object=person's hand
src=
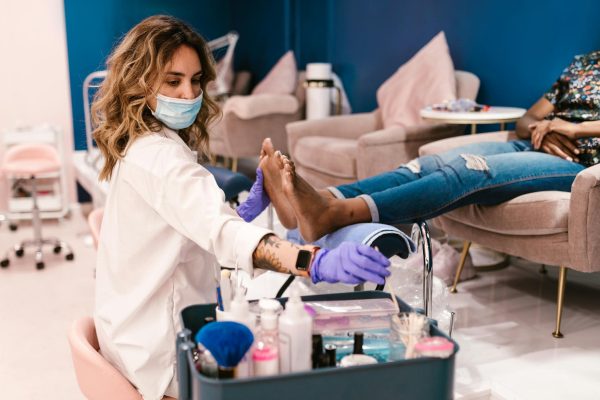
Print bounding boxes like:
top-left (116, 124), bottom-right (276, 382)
top-left (236, 168), bottom-right (270, 222)
top-left (529, 120), bottom-right (552, 150)
top-left (539, 132), bottom-right (579, 162)
top-left (549, 117), bottom-right (578, 140)
top-left (310, 242), bottom-right (391, 285)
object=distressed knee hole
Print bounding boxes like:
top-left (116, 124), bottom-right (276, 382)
top-left (460, 154), bottom-right (489, 172)
top-left (405, 158), bottom-right (421, 174)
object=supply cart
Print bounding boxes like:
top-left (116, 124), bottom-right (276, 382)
top-left (176, 291), bottom-right (458, 400)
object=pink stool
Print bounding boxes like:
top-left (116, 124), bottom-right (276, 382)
top-left (0, 143), bottom-right (74, 270)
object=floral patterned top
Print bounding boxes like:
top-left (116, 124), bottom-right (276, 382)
top-left (545, 50), bottom-right (600, 166)
top-left (545, 50), bottom-right (600, 122)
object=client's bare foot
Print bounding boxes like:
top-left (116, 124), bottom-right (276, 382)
top-left (280, 159), bottom-right (343, 242)
top-left (259, 138), bottom-right (298, 229)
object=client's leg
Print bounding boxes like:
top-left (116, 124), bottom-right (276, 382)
top-left (282, 150), bottom-right (583, 240)
top-left (276, 139), bottom-right (534, 241)
top-left (281, 160), bottom-right (371, 242)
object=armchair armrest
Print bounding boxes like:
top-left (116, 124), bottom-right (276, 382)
top-left (568, 164), bottom-right (600, 272)
top-left (286, 112), bottom-right (379, 159)
top-left (223, 94), bottom-right (299, 120)
top-left (355, 123), bottom-right (465, 179)
top-left (418, 130), bottom-right (516, 156)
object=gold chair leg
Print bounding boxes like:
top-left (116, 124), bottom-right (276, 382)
top-left (209, 153), bottom-right (217, 166)
top-left (552, 266), bottom-right (567, 338)
top-left (231, 157), bottom-right (238, 173)
top-left (451, 240), bottom-right (471, 293)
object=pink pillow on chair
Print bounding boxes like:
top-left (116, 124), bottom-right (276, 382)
top-left (252, 51), bottom-right (297, 95)
top-left (377, 32), bottom-right (456, 128)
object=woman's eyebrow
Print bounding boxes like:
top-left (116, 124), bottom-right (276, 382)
top-left (165, 70), bottom-right (203, 77)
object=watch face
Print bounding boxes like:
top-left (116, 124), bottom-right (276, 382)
top-left (296, 249), bottom-right (312, 271)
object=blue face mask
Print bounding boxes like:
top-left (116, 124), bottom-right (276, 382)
top-left (151, 91), bottom-right (203, 130)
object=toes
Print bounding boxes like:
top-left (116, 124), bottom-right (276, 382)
top-left (261, 138), bottom-right (274, 156)
top-left (274, 151), bottom-right (285, 169)
top-left (282, 158), bottom-right (296, 177)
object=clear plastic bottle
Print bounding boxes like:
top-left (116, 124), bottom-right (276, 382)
top-left (252, 299), bottom-right (280, 376)
top-left (220, 292), bottom-right (255, 377)
top-left (279, 289), bottom-right (313, 373)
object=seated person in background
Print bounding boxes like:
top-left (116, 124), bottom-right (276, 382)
top-left (261, 50), bottom-right (600, 242)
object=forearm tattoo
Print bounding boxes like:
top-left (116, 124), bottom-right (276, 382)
top-left (253, 234), bottom-right (300, 275)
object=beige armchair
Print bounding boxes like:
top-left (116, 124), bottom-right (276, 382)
top-left (286, 71), bottom-right (480, 188)
top-left (419, 131), bottom-right (600, 338)
top-left (210, 72), bottom-right (306, 171)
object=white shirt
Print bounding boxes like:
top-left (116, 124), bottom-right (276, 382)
top-left (94, 127), bottom-right (271, 400)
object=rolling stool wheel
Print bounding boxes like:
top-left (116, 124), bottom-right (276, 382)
top-left (36, 262), bottom-right (45, 270)
top-left (9, 224), bottom-right (18, 232)
top-left (53, 245), bottom-right (62, 254)
top-left (1, 259), bottom-right (9, 268)
top-left (65, 253), bottom-right (75, 261)
top-left (15, 248), bottom-right (25, 257)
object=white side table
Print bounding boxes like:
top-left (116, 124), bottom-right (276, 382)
top-left (420, 106), bottom-right (526, 134)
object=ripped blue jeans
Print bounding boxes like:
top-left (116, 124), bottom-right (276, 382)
top-left (329, 140), bottom-right (585, 224)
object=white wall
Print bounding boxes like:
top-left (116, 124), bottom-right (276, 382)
top-left (0, 0), bottom-right (76, 207)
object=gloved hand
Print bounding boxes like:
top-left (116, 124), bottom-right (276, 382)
top-left (237, 168), bottom-right (270, 222)
top-left (310, 242), bottom-right (391, 285)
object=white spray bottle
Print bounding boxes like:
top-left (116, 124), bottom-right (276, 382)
top-left (278, 288), bottom-right (313, 373)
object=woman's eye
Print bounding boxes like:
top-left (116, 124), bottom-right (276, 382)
top-left (192, 79), bottom-right (201, 85)
top-left (167, 81), bottom-right (179, 86)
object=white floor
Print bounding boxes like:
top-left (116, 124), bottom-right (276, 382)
top-left (1, 206), bottom-right (600, 399)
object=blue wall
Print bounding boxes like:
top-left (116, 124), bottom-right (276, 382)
top-left (64, 0), bottom-right (600, 150)
top-left (325, 0), bottom-right (600, 112)
top-left (233, 0), bottom-right (600, 112)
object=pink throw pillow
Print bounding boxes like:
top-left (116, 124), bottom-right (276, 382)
top-left (377, 32), bottom-right (456, 128)
top-left (252, 51), bottom-right (297, 95)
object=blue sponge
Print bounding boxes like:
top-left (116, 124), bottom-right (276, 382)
top-left (195, 321), bottom-right (254, 368)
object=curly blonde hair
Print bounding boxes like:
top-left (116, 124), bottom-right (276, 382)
top-left (92, 15), bottom-right (221, 181)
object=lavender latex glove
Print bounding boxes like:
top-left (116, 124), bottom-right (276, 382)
top-left (310, 242), bottom-right (391, 285)
top-left (236, 168), bottom-right (270, 222)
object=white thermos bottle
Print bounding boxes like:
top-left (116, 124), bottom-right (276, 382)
top-left (305, 63), bottom-right (336, 120)
top-left (278, 289), bottom-right (313, 373)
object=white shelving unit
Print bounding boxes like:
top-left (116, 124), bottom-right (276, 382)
top-left (1, 125), bottom-right (70, 220)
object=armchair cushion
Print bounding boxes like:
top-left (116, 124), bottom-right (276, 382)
top-left (377, 31), bottom-right (456, 129)
top-left (293, 137), bottom-right (358, 179)
top-left (252, 51), bottom-right (297, 95)
top-left (223, 94), bottom-right (299, 120)
top-left (441, 191), bottom-right (570, 236)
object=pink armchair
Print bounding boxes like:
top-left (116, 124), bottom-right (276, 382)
top-left (286, 71), bottom-right (480, 188)
top-left (209, 72), bottom-right (306, 171)
top-left (419, 131), bottom-right (600, 338)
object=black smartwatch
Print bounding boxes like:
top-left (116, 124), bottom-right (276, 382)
top-left (295, 249), bottom-right (312, 272)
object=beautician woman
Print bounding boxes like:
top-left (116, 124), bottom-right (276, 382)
top-left (91, 15), bottom-right (390, 400)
